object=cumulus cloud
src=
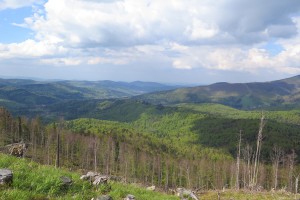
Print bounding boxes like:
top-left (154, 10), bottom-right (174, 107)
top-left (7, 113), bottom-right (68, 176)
top-left (1, 0), bottom-right (300, 81)
top-left (24, 0), bottom-right (300, 47)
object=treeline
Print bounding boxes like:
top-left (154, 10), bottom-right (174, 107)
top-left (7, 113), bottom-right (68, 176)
top-left (0, 107), bottom-right (300, 193)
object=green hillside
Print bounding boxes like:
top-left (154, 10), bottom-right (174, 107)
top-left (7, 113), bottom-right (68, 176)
top-left (37, 98), bottom-right (300, 161)
top-left (136, 75), bottom-right (300, 109)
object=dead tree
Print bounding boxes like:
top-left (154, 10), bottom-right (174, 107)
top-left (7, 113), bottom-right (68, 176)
top-left (251, 113), bottom-right (265, 188)
top-left (236, 130), bottom-right (242, 190)
top-left (287, 150), bottom-right (296, 192)
top-left (271, 145), bottom-right (284, 190)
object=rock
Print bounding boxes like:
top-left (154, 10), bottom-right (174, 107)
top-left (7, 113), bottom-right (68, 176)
top-left (93, 175), bottom-right (109, 186)
top-left (80, 171), bottom-right (100, 183)
top-left (146, 185), bottom-right (155, 191)
top-left (60, 176), bottom-right (72, 186)
top-left (92, 195), bottom-right (113, 200)
top-left (87, 171), bottom-right (97, 177)
top-left (124, 194), bottom-right (135, 200)
top-left (81, 171), bottom-right (101, 182)
top-left (80, 174), bottom-right (90, 180)
top-left (176, 188), bottom-right (199, 200)
top-left (0, 169), bottom-right (13, 185)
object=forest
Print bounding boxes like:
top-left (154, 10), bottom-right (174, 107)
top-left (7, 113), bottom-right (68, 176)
top-left (1, 101), bottom-right (300, 195)
top-left (1, 77), bottom-right (300, 199)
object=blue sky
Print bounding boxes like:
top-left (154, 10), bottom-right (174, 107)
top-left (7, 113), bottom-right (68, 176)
top-left (1, 0), bottom-right (300, 84)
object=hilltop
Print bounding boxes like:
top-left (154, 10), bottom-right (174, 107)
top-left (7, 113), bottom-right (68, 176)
top-left (136, 75), bottom-right (300, 109)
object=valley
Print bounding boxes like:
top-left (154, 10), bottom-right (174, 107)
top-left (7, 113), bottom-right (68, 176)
top-left (0, 77), bottom-right (300, 199)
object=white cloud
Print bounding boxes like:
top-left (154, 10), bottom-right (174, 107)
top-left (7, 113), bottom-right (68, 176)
top-left (1, 0), bottom-right (300, 81)
top-left (0, 39), bottom-right (67, 58)
top-left (0, 0), bottom-right (44, 10)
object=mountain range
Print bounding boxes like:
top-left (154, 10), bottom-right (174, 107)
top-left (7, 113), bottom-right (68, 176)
top-left (136, 75), bottom-right (300, 109)
top-left (0, 78), bottom-right (179, 110)
top-left (0, 75), bottom-right (300, 118)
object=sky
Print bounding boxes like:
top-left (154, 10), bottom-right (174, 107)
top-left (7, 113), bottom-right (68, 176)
top-left (1, 0), bottom-right (300, 84)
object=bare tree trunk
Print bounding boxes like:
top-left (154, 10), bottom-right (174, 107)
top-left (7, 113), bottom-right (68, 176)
top-left (236, 130), bottom-right (242, 190)
top-left (295, 175), bottom-right (299, 195)
top-left (55, 123), bottom-right (60, 168)
top-left (271, 145), bottom-right (284, 190)
top-left (288, 150), bottom-right (296, 192)
top-left (251, 113), bottom-right (265, 188)
top-left (94, 138), bottom-right (98, 172)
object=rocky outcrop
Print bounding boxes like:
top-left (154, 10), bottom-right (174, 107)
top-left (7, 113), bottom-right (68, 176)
top-left (0, 169), bottom-right (13, 185)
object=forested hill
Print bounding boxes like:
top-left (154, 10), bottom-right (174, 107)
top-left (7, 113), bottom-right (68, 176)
top-left (136, 75), bottom-right (300, 109)
top-left (0, 78), bottom-right (179, 110)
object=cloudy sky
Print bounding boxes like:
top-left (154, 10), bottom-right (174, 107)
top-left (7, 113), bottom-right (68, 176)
top-left (1, 0), bottom-right (300, 84)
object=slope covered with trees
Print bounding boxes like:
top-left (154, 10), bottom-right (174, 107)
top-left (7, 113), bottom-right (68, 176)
top-left (136, 75), bottom-right (300, 109)
top-left (0, 78), bottom-right (179, 113)
top-left (1, 103), bottom-right (300, 193)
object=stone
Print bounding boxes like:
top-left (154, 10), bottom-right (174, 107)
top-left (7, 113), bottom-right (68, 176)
top-left (176, 188), bottom-right (199, 200)
top-left (0, 169), bottom-right (13, 185)
top-left (146, 185), bottom-right (155, 191)
top-left (80, 174), bottom-right (90, 180)
top-left (81, 171), bottom-right (101, 182)
top-left (93, 175), bottom-right (109, 186)
top-left (60, 176), bottom-right (72, 186)
top-left (87, 171), bottom-right (97, 177)
top-left (124, 194), bottom-right (135, 200)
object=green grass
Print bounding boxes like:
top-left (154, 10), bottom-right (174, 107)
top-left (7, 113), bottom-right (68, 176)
top-left (0, 154), bottom-right (178, 200)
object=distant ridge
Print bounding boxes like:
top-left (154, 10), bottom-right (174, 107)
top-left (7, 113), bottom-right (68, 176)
top-left (0, 78), bottom-right (180, 111)
top-left (136, 74), bottom-right (300, 109)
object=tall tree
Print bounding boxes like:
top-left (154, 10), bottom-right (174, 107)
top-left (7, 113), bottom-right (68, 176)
top-left (236, 130), bottom-right (242, 190)
top-left (251, 113), bottom-right (265, 188)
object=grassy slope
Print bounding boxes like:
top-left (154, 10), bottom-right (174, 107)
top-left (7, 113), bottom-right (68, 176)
top-left (0, 154), bottom-right (178, 200)
top-left (0, 154), bottom-right (297, 200)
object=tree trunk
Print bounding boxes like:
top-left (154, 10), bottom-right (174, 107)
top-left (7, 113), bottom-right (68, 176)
top-left (251, 113), bottom-right (265, 188)
top-left (236, 130), bottom-right (242, 190)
